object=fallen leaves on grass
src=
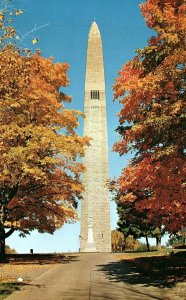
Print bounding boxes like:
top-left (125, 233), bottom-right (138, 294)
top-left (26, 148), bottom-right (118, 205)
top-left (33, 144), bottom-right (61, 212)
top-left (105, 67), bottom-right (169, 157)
top-left (0, 263), bottom-right (53, 283)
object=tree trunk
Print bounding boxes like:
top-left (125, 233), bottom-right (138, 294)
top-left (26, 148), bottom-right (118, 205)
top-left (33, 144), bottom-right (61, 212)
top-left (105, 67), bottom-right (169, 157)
top-left (0, 236), bottom-right (5, 255)
top-left (145, 235), bottom-right (150, 251)
top-left (156, 236), bottom-right (161, 249)
top-left (0, 227), bottom-right (6, 261)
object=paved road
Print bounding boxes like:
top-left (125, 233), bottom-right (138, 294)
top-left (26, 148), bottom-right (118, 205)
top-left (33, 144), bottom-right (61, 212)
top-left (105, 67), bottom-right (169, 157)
top-left (6, 253), bottom-right (171, 300)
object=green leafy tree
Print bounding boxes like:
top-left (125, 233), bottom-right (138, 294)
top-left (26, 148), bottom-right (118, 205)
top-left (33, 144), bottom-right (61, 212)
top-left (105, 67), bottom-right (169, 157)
top-left (117, 200), bottom-right (164, 251)
top-left (167, 228), bottom-right (186, 247)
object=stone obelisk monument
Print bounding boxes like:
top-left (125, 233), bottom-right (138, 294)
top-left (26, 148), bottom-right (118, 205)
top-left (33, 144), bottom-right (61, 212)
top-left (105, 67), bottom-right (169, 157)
top-left (80, 22), bottom-right (111, 252)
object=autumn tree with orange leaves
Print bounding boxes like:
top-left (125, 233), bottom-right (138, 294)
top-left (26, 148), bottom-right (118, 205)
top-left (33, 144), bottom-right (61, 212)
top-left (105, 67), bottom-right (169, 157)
top-left (0, 2), bottom-right (89, 257)
top-left (113, 0), bottom-right (186, 233)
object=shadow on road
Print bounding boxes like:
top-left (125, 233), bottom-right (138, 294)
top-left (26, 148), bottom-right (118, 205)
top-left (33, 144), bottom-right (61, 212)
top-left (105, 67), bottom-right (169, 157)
top-left (96, 259), bottom-right (177, 289)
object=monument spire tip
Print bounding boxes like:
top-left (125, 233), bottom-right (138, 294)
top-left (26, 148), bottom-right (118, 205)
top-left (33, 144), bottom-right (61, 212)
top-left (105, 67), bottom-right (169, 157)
top-left (89, 20), bottom-right (100, 36)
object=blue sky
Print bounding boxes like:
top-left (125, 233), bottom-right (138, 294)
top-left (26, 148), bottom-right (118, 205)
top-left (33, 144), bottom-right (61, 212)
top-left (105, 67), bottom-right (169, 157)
top-left (5, 0), bottom-right (165, 253)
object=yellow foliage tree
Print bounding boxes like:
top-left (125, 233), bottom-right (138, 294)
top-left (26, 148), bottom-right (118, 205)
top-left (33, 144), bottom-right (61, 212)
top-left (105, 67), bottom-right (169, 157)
top-left (111, 230), bottom-right (125, 252)
top-left (0, 4), bottom-right (89, 257)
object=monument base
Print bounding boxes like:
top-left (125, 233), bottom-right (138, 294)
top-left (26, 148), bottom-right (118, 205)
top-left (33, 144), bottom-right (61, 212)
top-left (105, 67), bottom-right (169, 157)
top-left (84, 242), bottom-right (97, 252)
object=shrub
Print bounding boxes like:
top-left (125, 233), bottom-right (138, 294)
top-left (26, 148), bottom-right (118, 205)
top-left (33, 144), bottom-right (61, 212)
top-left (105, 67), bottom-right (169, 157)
top-left (135, 243), bottom-right (148, 252)
top-left (5, 245), bottom-right (17, 254)
top-left (125, 236), bottom-right (140, 251)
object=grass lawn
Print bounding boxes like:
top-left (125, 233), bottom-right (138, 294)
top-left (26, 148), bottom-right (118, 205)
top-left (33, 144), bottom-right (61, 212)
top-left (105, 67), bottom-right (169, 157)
top-left (0, 282), bottom-right (24, 300)
top-left (117, 248), bottom-right (185, 259)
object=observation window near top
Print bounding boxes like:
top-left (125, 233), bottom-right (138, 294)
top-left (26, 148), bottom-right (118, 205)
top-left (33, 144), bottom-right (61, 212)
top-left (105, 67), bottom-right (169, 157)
top-left (91, 90), bottom-right (100, 99)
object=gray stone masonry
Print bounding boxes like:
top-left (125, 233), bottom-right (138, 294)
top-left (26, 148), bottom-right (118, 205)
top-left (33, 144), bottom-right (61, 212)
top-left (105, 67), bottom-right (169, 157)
top-left (80, 22), bottom-right (111, 252)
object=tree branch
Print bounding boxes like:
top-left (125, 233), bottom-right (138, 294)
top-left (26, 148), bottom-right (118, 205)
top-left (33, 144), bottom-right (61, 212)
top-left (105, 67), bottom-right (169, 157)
top-left (5, 227), bottom-right (15, 238)
top-left (17, 22), bottom-right (50, 41)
